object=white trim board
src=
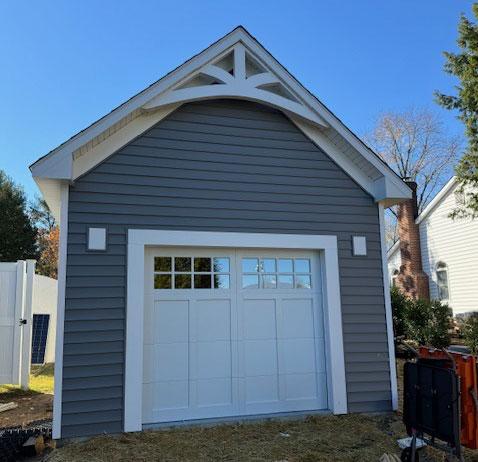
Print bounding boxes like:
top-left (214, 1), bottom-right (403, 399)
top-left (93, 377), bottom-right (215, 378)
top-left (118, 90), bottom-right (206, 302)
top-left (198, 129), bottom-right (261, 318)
top-left (124, 229), bottom-right (347, 432)
top-left (379, 203), bottom-right (398, 410)
top-left (52, 182), bottom-right (69, 439)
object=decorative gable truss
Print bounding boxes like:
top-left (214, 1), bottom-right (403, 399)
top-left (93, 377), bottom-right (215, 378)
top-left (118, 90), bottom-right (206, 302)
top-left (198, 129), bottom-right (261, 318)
top-left (142, 43), bottom-right (328, 128)
top-left (30, 27), bottom-right (411, 218)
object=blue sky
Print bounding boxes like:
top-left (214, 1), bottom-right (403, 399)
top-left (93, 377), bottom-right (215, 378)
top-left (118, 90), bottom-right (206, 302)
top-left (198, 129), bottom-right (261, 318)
top-left (0, 1), bottom-right (474, 200)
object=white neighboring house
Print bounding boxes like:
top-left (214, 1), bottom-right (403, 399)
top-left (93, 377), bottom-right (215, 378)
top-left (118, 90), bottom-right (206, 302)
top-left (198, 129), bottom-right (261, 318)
top-left (388, 177), bottom-right (478, 315)
top-left (32, 274), bottom-right (58, 364)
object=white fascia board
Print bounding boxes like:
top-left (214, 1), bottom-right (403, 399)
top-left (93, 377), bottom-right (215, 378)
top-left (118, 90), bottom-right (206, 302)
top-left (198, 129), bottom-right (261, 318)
top-left (416, 176), bottom-right (457, 225)
top-left (73, 104), bottom-right (180, 180)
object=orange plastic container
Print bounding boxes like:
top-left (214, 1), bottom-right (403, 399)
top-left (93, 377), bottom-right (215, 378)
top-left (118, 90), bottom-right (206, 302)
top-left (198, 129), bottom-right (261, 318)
top-left (418, 347), bottom-right (478, 449)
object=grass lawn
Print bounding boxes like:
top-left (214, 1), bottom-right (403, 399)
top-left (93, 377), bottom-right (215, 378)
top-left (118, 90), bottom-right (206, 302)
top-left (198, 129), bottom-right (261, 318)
top-left (0, 363), bottom-right (54, 397)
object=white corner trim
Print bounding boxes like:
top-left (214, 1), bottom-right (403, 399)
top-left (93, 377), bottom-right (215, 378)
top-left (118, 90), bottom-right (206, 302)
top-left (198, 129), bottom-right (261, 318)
top-left (124, 230), bottom-right (347, 432)
top-left (52, 183), bottom-right (69, 439)
top-left (379, 203), bottom-right (398, 410)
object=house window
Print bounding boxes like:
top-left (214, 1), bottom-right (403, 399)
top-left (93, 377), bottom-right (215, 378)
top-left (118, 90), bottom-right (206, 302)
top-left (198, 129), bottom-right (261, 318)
top-left (436, 261), bottom-right (449, 301)
top-left (241, 257), bottom-right (312, 289)
top-left (391, 269), bottom-right (399, 287)
top-left (154, 256), bottom-right (230, 289)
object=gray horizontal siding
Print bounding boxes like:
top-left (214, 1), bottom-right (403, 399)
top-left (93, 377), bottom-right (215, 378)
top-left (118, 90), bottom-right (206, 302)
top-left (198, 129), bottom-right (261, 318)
top-left (63, 99), bottom-right (391, 437)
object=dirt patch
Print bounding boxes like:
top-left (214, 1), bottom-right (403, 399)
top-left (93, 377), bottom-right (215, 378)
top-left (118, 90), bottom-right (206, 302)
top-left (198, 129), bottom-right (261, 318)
top-left (46, 414), bottom-right (407, 462)
top-left (0, 392), bottom-right (52, 429)
top-left (44, 359), bottom-right (478, 462)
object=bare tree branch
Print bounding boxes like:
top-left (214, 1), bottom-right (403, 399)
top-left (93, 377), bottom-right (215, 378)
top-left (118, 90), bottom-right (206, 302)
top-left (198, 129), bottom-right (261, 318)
top-left (366, 108), bottom-right (461, 214)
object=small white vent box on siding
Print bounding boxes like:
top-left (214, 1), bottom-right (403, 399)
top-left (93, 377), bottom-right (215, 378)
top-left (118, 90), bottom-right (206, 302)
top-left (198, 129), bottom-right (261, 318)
top-left (352, 236), bottom-right (367, 256)
top-left (88, 228), bottom-right (106, 251)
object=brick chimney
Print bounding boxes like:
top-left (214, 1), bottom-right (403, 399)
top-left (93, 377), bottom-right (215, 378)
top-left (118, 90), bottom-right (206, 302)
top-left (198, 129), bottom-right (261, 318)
top-left (396, 181), bottom-right (430, 300)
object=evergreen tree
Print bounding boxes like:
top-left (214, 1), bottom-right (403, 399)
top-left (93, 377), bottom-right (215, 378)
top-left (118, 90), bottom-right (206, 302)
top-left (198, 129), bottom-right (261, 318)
top-left (0, 170), bottom-right (38, 261)
top-left (436, 3), bottom-right (478, 217)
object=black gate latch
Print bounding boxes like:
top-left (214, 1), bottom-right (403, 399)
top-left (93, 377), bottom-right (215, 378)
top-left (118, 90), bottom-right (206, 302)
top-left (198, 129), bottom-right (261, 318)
top-left (19, 319), bottom-right (27, 325)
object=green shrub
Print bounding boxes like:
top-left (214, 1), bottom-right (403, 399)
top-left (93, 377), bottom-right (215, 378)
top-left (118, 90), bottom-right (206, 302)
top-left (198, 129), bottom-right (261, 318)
top-left (424, 300), bottom-right (453, 349)
top-left (390, 288), bottom-right (452, 349)
top-left (463, 314), bottom-right (478, 354)
top-left (390, 286), bottom-right (409, 338)
top-left (402, 298), bottom-right (432, 346)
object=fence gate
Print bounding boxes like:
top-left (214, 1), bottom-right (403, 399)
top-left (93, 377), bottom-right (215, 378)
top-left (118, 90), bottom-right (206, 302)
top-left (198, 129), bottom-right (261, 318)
top-left (0, 260), bottom-right (35, 389)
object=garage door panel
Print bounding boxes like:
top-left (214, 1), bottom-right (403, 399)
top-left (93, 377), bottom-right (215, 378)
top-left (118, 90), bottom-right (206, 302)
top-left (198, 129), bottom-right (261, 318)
top-left (242, 298), bottom-right (276, 340)
top-left (196, 299), bottom-right (231, 341)
top-left (143, 380), bottom-right (190, 419)
top-left (197, 378), bottom-right (232, 407)
top-left (153, 343), bottom-right (189, 382)
top-left (282, 338), bottom-right (317, 374)
top-left (152, 300), bottom-right (189, 344)
top-left (245, 375), bottom-right (279, 404)
top-left (281, 299), bottom-right (315, 339)
top-left (284, 373), bottom-right (317, 400)
top-left (196, 341), bottom-right (231, 379)
top-left (244, 339), bottom-right (278, 377)
top-left (143, 248), bottom-right (327, 424)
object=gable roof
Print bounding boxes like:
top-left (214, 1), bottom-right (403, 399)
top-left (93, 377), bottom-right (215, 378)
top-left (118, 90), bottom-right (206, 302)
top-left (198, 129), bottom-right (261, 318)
top-left (30, 26), bottom-right (411, 217)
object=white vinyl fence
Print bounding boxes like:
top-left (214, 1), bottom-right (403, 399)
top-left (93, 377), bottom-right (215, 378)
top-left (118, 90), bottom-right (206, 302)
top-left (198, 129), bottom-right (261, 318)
top-left (0, 260), bottom-right (35, 389)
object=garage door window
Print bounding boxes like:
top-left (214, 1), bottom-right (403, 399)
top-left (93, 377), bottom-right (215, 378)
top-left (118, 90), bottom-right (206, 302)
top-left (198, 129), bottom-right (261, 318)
top-left (154, 256), bottom-right (230, 289)
top-left (241, 258), bottom-right (312, 289)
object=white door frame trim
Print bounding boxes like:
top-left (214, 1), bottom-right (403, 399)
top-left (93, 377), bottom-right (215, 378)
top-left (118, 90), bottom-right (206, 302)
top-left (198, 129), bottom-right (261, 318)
top-left (125, 229), bottom-right (347, 432)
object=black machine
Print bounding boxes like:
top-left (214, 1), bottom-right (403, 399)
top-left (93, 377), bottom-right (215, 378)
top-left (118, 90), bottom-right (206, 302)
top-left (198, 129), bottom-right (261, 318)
top-left (402, 357), bottom-right (462, 461)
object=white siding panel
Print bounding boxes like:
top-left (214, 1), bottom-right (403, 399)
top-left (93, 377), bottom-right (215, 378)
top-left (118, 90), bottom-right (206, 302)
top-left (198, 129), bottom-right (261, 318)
top-left (387, 246), bottom-right (401, 285)
top-left (419, 184), bottom-right (478, 314)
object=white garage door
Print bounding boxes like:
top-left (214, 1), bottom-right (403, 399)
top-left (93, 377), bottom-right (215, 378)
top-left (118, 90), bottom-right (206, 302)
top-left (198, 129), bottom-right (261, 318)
top-left (142, 247), bottom-right (327, 424)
